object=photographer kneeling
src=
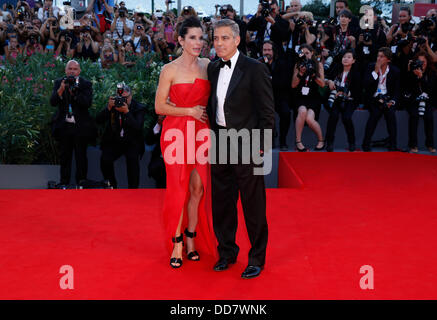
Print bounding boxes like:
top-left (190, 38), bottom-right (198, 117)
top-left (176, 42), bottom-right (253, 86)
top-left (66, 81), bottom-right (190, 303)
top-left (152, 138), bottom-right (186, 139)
top-left (96, 83), bottom-right (146, 189)
top-left (325, 49), bottom-right (361, 152)
top-left (405, 53), bottom-right (436, 153)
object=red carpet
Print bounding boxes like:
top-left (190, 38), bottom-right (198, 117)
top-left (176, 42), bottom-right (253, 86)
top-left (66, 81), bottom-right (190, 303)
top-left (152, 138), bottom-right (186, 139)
top-left (0, 152), bottom-right (436, 299)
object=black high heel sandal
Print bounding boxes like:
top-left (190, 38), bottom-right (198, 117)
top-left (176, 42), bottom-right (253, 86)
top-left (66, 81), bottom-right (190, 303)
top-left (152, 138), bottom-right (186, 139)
top-left (170, 234), bottom-right (184, 268)
top-left (295, 141), bottom-right (307, 152)
top-left (184, 228), bottom-right (200, 261)
top-left (314, 140), bottom-right (325, 151)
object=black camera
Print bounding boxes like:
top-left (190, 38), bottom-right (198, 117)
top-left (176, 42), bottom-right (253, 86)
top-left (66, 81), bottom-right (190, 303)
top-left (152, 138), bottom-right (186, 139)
top-left (401, 22), bottom-right (414, 34)
top-left (29, 35), bottom-right (37, 45)
top-left (298, 56), bottom-right (316, 78)
top-left (203, 17), bottom-right (211, 23)
top-left (410, 59), bottom-right (424, 71)
top-left (182, 6), bottom-right (193, 14)
top-left (295, 18), bottom-right (306, 29)
top-left (416, 17), bottom-right (435, 36)
top-left (415, 36), bottom-right (427, 46)
top-left (114, 83), bottom-right (127, 108)
top-left (416, 93), bottom-right (429, 116)
top-left (119, 9), bottom-right (127, 18)
top-left (376, 94), bottom-right (392, 109)
top-left (362, 30), bottom-right (372, 42)
top-left (327, 83), bottom-right (352, 108)
top-left (259, 0), bottom-right (271, 18)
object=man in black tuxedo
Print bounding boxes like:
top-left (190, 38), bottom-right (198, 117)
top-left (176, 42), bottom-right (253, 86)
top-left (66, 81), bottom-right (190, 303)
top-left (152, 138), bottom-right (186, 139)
top-left (96, 84), bottom-right (146, 189)
top-left (207, 19), bottom-right (275, 279)
top-left (50, 60), bottom-right (97, 185)
top-left (362, 47), bottom-right (401, 151)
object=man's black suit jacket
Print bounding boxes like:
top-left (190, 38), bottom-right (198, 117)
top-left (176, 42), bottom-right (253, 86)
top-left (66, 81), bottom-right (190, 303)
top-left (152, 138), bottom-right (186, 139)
top-left (96, 99), bottom-right (146, 157)
top-left (207, 53), bottom-right (275, 151)
top-left (363, 63), bottom-right (401, 107)
top-left (50, 76), bottom-right (97, 140)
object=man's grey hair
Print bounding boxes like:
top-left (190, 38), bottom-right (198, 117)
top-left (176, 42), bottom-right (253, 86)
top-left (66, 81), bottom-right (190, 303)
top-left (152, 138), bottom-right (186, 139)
top-left (213, 19), bottom-right (240, 38)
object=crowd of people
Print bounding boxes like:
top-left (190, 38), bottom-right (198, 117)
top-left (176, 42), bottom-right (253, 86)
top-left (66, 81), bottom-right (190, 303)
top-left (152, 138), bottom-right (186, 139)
top-left (2, 0), bottom-right (437, 188)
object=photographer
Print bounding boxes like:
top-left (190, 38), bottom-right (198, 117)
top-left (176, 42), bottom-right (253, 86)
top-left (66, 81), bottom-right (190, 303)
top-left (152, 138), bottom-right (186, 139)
top-left (50, 60), bottom-right (97, 186)
top-left (362, 47), bottom-right (400, 152)
top-left (96, 83), bottom-right (146, 189)
top-left (75, 26), bottom-right (99, 61)
top-left (153, 31), bottom-right (175, 62)
top-left (325, 49), bottom-right (362, 152)
top-left (37, 0), bottom-right (59, 23)
top-left (334, 0), bottom-right (359, 33)
top-left (111, 5), bottom-right (133, 42)
top-left (386, 6), bottom-right (415, 51)
top-left (356, 15), bottom-right (387, 72)
top-left (259, 40), bottom-right (294, 150)
top-left (285, 11), bottom-right (316, 59)
top-left (24, 31), bottom-right (43, 56)
top-left (55, 30), bottom-right (75, 59)
top-left (100, 44), bottom-right (118, 68)
top-left (4, 36), bottom-right (22, 63)
top-left (291, 44), bottom-right (325, 152)
top-left (247, 0), bottom-right (289, 57)
top-left (405, 52), bottom-right (436, 153)
top-left (218, 4), bottom-right (247, 55)
top-left (86, 0), bottom-right (114, 33)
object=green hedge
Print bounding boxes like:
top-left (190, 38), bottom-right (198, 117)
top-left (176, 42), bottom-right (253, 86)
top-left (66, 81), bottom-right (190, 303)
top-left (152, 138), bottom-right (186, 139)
top-left (0, 53), bottom-right (163, 164)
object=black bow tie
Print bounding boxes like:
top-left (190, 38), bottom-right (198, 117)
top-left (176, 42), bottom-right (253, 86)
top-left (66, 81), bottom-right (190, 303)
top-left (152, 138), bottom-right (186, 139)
top-left (219, 59), bottom-right (232, 69)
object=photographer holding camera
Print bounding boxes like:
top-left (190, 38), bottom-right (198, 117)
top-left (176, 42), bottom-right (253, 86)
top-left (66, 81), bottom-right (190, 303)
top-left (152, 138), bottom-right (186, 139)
top-left (96, 83), bottom-right (146, 189)
top-left (291, 44), bottom-right (325, 152)
top-left (405, 52), bottom-right (436, 153)
top-left (55, 30), bottom-right (75, 58)
top-left (75, 26), bottom-right (99, 61)
top-left (50, 60), bottom-right (97, 186)
top-left (386, 6), bottom-right (415, 52)
top-left (247, 0), bottom-right (289, 58)
top-left (37, 0), bottom-right (59, 23)
top-left (325, 49), bottom-right (361, 152)
top-left (86, 0), bottom-right (114, 33)
top-left (111, 5), bottom-right (133, 42)
top-left (362, 47), bottom-right (400, 152)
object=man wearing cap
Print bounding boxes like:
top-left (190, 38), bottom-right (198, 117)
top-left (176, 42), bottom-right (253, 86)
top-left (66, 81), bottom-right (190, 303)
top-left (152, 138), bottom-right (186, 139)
top-left (96, 84), bottom-right (146, 189)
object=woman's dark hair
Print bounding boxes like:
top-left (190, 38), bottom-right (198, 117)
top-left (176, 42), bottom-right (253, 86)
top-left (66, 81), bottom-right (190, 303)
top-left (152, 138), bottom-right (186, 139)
top-left (179, 16), bottom-right (202, 39)
top-left (400, 6), bottom-right (411, 16)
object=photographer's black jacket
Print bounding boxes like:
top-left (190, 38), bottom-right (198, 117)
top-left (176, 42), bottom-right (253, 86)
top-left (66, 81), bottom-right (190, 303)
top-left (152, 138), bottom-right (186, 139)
top-left (363, 63), bottom-right (401, 106)
top-left (405, 69), bottom-right (437, 106)
top-left (326, 66), bottom-right (362, 107)
top-left (96, 99), bottom-right (146, 156)
top-left (247, 14), bottom-right (289, 53)
top-left (50, 76), bottom-right (97, 139)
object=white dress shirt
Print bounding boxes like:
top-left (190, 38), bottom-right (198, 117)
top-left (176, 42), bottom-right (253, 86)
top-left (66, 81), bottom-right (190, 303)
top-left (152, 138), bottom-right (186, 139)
top-left (216, 50), bottom-right (240, 127)
top-left (372, 65), bottom-right (389, 97)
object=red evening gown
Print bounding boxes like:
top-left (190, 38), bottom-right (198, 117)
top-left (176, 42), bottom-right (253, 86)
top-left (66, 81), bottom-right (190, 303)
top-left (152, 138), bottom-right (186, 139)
top-left (160, 78), bottom-right (217, 259)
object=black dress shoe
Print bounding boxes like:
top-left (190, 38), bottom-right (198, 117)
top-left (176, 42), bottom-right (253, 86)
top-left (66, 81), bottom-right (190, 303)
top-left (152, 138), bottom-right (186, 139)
top-left (362, 145), bottom-right (371, 152)
top-left (213, 257), bottom-right (237, 271)
top-left (326, 143), bottom-right (334, 152)
top-left (348, 144), bottom-right (356, 152)
top-left (241, 265), bottom-right (263, 279)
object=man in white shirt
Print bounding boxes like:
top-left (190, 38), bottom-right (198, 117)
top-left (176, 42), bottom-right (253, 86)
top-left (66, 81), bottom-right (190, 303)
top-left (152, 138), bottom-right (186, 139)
top-left (207, 19), bottom-right (275, 280)
top-left (111, 6), bottom-right (133, 42)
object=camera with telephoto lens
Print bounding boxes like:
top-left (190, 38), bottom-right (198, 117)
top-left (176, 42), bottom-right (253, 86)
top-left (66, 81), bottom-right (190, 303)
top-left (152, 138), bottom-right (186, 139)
top-left (220, 5), bottom-right (229, 17)
top-left (376, 94), bottom-right (392, 109)
top-left (114, 83), bottom-right (127, 108)
top-left (327, 82), bottom-right (352, 108)
top-left (416, 17), bottom-right (435, 37)
top-left (416, 92), bottom-right (429, 116)
top-left (17, 7), bottom-right (25, 21)
top-left (295, 18), bottom-right (306, 29)
top-left (410, 59), bottom-right (424, 71)
top-left (297, 56), bottom-right (316, 78)
top-left (259, 0), bottom-right (271, 18)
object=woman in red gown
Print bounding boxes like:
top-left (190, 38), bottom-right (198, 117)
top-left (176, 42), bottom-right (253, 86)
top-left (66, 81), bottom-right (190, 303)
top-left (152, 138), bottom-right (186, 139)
top-left (155, 17), bottom-right (217, 268)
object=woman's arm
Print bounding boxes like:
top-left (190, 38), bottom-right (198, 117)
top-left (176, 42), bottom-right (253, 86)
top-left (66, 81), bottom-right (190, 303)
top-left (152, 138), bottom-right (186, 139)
top-left (315, 62), bottom-right (325, 88)
top-left (155, 64), bottom-right (207, 122)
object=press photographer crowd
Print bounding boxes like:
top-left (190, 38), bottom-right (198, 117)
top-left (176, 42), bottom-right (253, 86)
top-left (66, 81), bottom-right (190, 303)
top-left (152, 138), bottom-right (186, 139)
top-left (1, 0), bottom-right (437, 188)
